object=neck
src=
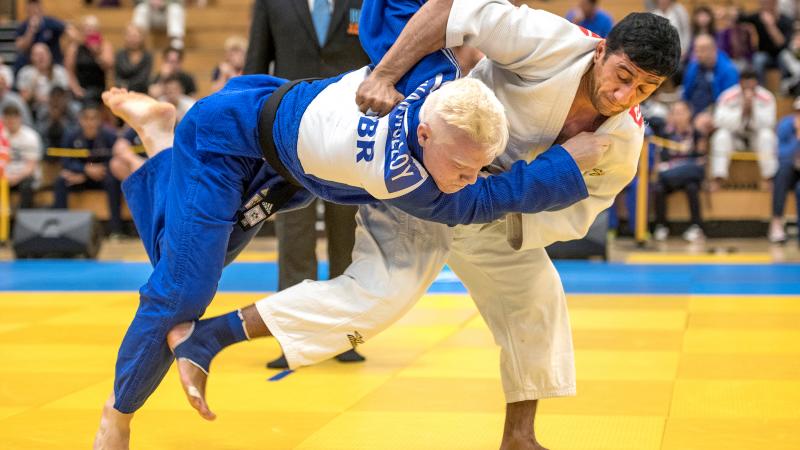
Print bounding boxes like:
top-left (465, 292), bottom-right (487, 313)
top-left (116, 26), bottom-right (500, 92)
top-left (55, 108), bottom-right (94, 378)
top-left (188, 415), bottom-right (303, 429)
top-left (567, 68), bottom-right (603, 123)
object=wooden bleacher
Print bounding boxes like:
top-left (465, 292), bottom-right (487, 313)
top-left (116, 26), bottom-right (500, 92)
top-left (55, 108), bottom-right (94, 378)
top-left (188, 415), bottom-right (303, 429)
top-left (4, 0), bottom-right (796, 227)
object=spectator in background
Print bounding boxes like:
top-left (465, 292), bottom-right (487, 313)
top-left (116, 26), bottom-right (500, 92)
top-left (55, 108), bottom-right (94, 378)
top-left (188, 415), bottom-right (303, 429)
top-left (711, 69), bottom-right (778, 190)
top-left (715, 4), bottom-right (757, 70)
top-left (210, 36), bottom-right (247, 92)
top-left (687, 5), bottom-right (715, 59)
top-left (769, 96), bottom-right (800, 243)
top-left (14, 0), bottom-right (66, 73)
top-left (565, 0), bottom-right (614, 38)
top-left (65, 15), bottom-right (114, 102)
top-left (780, 21), bottom-right (800, 95)
top-left (149, 46), bottom-right (196, 98)
top-left (652, 101), bottom-right (707, 243)
top-left (16, 43), bottom-right (70, 114)
top-left (0, 69), bottom-right (33, 126)
top-left (682, 33), bottom-right (740, 116)
top-left (692, 5), bottom-right (716, 36)
top-left (52, 102), bottom-right (123, 236)
top-left (35, 86), bottom-right (78, 150)
top-left (115, 24), bottom-right (153, 93)
top-left (0, 56), bottom-right (14, 88)
top-left (2, 104), bottom-right (42, 208)
top-left (651, 0), bottom-right (692, 59)
top-left (739, 0), bottom-right (793, 84)
top-left (133, 0), bottom-right (186, 50)
top-left (244, 0), bottom-right (372, 367)
top-left (159, 75), bottom-right (194, 122)
top-left (110, 127), bottom-right (146, 182)
top-left (778, 0), bottom-right (797, 20)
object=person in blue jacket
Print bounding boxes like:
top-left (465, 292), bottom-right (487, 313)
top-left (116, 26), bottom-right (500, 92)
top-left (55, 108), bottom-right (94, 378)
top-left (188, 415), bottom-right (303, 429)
top-left (93, 42), bottom-right (607, 447)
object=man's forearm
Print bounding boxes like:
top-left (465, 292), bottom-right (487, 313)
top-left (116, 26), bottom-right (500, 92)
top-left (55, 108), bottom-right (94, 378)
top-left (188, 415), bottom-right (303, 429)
top-left (766, 22), bottom-right (786, 47)
top-left (372, 0), bottom-right (454, 83)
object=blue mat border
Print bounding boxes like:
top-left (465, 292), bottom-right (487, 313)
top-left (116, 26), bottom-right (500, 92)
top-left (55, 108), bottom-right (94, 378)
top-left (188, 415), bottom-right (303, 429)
top-left (1, 260), bottom-right (799, 295)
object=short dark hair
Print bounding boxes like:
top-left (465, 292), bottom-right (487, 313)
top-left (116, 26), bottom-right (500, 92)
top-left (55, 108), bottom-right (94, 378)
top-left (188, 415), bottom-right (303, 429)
top-left (739, 67), bottom-right (758, 81)
top-left (163, 46), bottom-right (184, 60)
top-left (2, 104), bottom-right (20, 117)
top-left (80, 101), bottom-right (102, 114)
top-left (606, 13), bottom-right (681, 78)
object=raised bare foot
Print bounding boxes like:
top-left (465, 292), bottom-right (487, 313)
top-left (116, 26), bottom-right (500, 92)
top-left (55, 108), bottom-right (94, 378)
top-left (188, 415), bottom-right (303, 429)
top-left (167, 322), bottom-right (217, 421)
top-left (102, 88), bottom-right (177, 158)
top-left (93, 393), bottom-right (132, 450)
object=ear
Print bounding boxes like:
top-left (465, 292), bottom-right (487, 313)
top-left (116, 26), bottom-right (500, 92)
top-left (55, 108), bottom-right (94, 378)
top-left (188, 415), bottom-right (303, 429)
top-left (594, 39), bottom-right (606, 64)
top-left (417, 122), bottom-right (432, 148)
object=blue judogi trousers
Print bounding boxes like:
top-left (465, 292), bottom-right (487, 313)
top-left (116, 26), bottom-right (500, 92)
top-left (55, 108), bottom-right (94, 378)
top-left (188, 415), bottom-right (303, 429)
top-left (113, 82), bottom-right (313, 413)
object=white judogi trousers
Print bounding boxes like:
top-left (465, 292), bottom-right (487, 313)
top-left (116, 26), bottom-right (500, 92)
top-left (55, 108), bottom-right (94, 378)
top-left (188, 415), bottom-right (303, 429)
top-left (256, 202), bottom-right (576, 402)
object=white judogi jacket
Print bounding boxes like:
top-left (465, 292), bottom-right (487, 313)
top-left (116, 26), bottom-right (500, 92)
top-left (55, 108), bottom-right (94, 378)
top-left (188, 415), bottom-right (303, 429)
top-left (713, 84), bottom-right (777, 133)
top-left (447, 0), bottom-right (646, 249)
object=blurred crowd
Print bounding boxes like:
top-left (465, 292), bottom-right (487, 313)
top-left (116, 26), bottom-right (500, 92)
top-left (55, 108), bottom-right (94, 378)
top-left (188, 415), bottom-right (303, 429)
top-left (1, 0), bottom-right (799, 247)
top-left (1, 0), bottom-right (246, 237)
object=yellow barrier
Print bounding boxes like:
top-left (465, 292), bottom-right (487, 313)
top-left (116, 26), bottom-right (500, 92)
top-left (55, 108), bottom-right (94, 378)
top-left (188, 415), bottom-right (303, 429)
top-left (0, 176), bottom-right (9, 244)
top-left (634, 138), bottom-right (649, 245)
top-left (46, 146), bottom-right (146, 158)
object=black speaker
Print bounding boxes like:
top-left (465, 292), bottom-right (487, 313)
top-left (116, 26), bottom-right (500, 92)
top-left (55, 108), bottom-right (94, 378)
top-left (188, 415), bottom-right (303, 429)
top-left (12, 209), bottom-right (102, 258)
top-left (546, 210), bottom-right (609, 260)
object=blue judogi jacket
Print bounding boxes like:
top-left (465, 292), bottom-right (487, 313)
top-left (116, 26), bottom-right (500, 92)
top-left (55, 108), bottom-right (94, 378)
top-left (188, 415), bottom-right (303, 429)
top-left (190, 42), bottom-right (586, 226)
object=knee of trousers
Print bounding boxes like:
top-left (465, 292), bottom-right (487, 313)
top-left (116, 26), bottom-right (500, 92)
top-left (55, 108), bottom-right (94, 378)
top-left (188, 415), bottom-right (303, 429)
top-left (139, 283), bottom-right (215, 327)
top-left (711, 129), bottom-right (734, 154)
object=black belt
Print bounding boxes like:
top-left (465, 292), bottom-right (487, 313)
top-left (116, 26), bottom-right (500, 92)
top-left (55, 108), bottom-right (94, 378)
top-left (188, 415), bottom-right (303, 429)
top-left (237, 78), bottom-right (320, 232)
top-left (257, 77), bottom-right (320, 187)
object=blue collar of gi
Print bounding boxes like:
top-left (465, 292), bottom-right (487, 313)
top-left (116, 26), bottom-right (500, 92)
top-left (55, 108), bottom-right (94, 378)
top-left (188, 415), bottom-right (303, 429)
top-left (383, 74), bottom-right (444, 194)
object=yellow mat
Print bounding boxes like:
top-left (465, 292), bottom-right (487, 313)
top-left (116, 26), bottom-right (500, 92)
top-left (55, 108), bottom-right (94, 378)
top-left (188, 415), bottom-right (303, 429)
top-left (1, 292), bottom-right (799, 449)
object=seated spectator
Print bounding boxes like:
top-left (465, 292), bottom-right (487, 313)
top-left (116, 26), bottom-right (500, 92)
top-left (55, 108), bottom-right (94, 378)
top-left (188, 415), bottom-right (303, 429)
top-left (52, 102), bottom-right (123, 236)
top-left (651, 0), bottom-right (691, 59)
top-left (682, 33), bottom-right (740, 117)
top-left (14, 0), bottom-right (67, 73)
top-left (652, 101), bottom-right (707, 242)
top-left (115, 24), bottom-right (153, 93)
top-left (738, 0), bottom-right (793, 84)
top-left (692, 5), bottom-right (716, 36)
top-left (710, 69), bottom-right (778, 190)
top-left (0, 56), bottom-right (14, 88)
top-left (565, 0), bottom-right (614, 38)
top-left (687, 6), bottom-right (715, 60)
top-left (109, 127), bottom-right (146, 182)
top-left (779, 21), bottom-right (800, 95)
top-left (770, 97), bottom-right (800, 243)
top-left (160, 75), bottom-right (195, 122)
top-left (0, 69), bottom-right (33, 126)
top-left (715, 4), bottom-right (757, 70)
top-left (65, 15), bottom-right (114, 102)
top-left (16, 43), bottom-right (70, 114)
top-left (779, 0), bottom-right (797, 21)
top-left (35, 86), bottom-right (78, 150)
top-left (133, 0), bottom-right (186, 50)
top-left (148, 46), bottom-right (196, 98)
top-left (210, 36), bottom-right (247, 92)
top-left (2, 104), bottom-right (42, 209)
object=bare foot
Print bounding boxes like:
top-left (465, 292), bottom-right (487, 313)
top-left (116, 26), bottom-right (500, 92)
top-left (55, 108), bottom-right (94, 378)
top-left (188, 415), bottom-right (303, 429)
top-left (167, 322), bottom-right (217, 421)
top-left (102, 88), bottom-right (177, 158)
top-left (499, 437), bottom-right (549, 450)
top-left (93, 393), bottom-right (132, 450)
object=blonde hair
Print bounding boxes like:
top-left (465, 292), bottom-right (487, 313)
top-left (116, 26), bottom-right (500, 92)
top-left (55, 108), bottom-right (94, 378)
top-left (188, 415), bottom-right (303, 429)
top-left (420, 78), bottom-right (509, 159)
top-left (224, 35), bottom-right (248, 53)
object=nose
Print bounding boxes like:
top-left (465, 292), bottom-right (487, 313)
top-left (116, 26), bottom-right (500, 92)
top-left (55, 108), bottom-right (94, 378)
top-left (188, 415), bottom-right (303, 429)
top-left (461, 170), bottom-right (479, 186)
top-left (614, 85), bottom-right (635, 106)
